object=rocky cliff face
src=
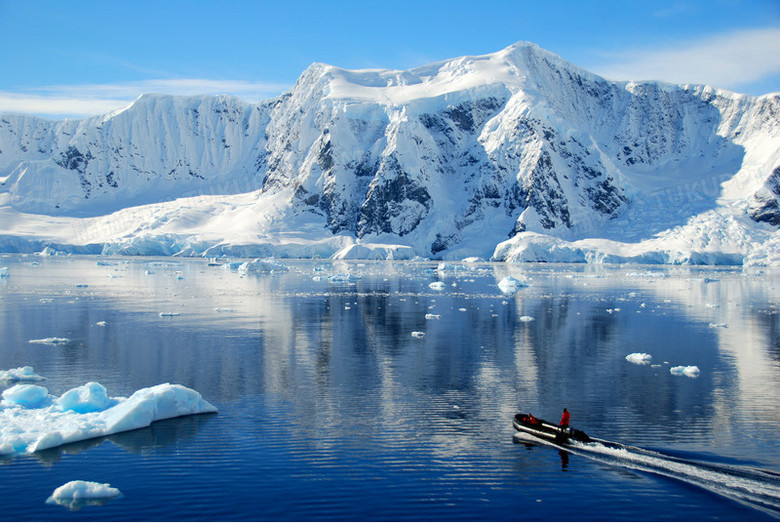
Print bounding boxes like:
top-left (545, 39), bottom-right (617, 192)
top-left (1, 42), bottom-right (779, 261)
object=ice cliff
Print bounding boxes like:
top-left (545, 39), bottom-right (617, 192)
top-left (1, 42), bottom-right (779, 264)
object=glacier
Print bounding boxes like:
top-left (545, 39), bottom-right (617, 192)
top-left (1, 42), bottom-right (779, 265)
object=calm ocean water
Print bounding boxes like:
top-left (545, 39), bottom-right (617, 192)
top-left (0, 255), bottom-right (778, 521)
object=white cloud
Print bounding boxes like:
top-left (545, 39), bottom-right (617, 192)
top-left (0, 79), bottom-right (290, 118)
top-left (588, 27), bottom-right (780, 92)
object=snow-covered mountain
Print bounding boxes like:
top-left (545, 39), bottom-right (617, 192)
top-left (1, 42), bottom-right (779, 264)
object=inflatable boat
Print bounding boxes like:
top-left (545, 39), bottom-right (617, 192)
top-left (513, 413), bottom-right (591, 444)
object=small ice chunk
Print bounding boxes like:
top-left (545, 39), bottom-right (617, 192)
top-left (411, 331), bottom-right (425, 338)
top-left (708, 322), bottom-right (728, 328)
top-left (214, 307), bottom-right (234, 313)
top-left (96, 321), bottom-right (107, 326)
top-left (497, 276), bottom-right (528, 294)
top-left (0, 366), bottom-right (45, 382)
top-left (670, 365), bottom-right (700, 378)
top-left (46, 480), bottom-right (122, 508)
top-left (425, 313), bottom-right (441, 320)
top-left (159, 312), bottom-right (180, 317)
top-left (429, 281), bottom-right (446, 291)
top-left (56, 382), bottom-right (117, 414)
top-left (626, 353), bottom-right (652, 365)
top-left (0, 267), bottom-right (8, 278)
top-left (95, 260), bottom-right (116, 266)
top-left (2, 384), bottom-right (52, 409)
top-left (29, 337), bottom-right (71, 345)
top-left (519, 316), bottom-right (535, 322)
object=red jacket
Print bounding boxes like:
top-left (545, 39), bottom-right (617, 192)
top-left (560, 410), bottom-right (570, 426)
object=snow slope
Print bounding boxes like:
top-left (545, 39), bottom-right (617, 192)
top-left (1, 42), bottom-right (779, 265)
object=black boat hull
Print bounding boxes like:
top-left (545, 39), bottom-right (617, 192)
top-left (513, 413), bottom-right (590, 444)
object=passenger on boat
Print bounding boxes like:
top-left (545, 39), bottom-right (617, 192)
top-left (559, 408), bottom-right (570, 428)
top-left (526, 413), bottom-right (538, 425)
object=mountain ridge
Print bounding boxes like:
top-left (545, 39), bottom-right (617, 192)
top-left (1, 42), bottom-right (779, 265)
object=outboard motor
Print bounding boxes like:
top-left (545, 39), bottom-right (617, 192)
top-left (571, 429), bottom-right (591, 443)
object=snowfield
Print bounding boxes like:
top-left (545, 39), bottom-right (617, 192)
top-left (1, 42), bottom-right (778, 265)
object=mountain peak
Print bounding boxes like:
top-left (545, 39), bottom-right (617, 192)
top-left (290, 41), bottom-right (605, 107)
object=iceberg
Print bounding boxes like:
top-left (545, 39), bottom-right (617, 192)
top-left (0, 380), bottom-right (217, 456)
top-left (670, 365), bottom-right (701, 378)
top-left (497, 275), bottom-right (529, 294)
top-left (0, 266), bottom-right (8, 278)
top-left (238, 258), bottom-right (289, 275)
top-left (626, 353), bottom-right (653, 365)
top-left (0, 366), bottom-right (45, 382)
top-left (46, 480), bottom-right (122, 509)
top-left (29, 337), bottom-right (71, 345)
top-left (428, 281), bottom-right (446, 291)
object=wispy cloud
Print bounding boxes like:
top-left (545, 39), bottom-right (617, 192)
top-left (0, 79), bottom-right (290, 118)
top-left (588, 27), bottom-right (780, 93)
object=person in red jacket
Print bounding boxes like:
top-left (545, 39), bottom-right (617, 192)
top-left (559, 408), bottom-right (570, 428)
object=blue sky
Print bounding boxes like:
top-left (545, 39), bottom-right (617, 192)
top-left (1, 0), bottom-right (779, 118)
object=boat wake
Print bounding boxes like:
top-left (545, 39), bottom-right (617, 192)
top-left (514, 432), bottom-right (780, 517)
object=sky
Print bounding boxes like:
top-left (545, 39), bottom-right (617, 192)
top-left (1, 0), bottom-right (779, 119)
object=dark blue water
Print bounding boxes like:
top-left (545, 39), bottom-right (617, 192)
top-left (0, 255), bottom-right (778, 521)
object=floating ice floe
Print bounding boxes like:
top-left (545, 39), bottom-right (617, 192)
top-left (497, 276), bottom-right (529, 294)
top-left (708, 322), bottom-right (728, 328)
top-left (238, 258), bottom-right (289, 275)
top-left (518, 316), bottom-right (535, 322)
top-left (46, 480), bottom-right (122, 509)
top-left (29, 337), bottom-right (71, 346)
top-left (328, 273), bottom-right (361, 283)
top-left (96, 321), bottom-right (107, 327)
top-left (670, 365), bottom-right (700, 378)
top-left (425, 313), bottom-right (441, 320)
top-left (428, 281), bottom-right (446, 291)
top-left (411, 331), bottom-right (425, 338)
top-left (0, 380), bottom-right (217, 456)
top-left (625, 353), bottom-right (653, 365)
top-left (159, 312), bottom-right (180, 317)
top-left (0, 366), bottom-right (45, 383)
